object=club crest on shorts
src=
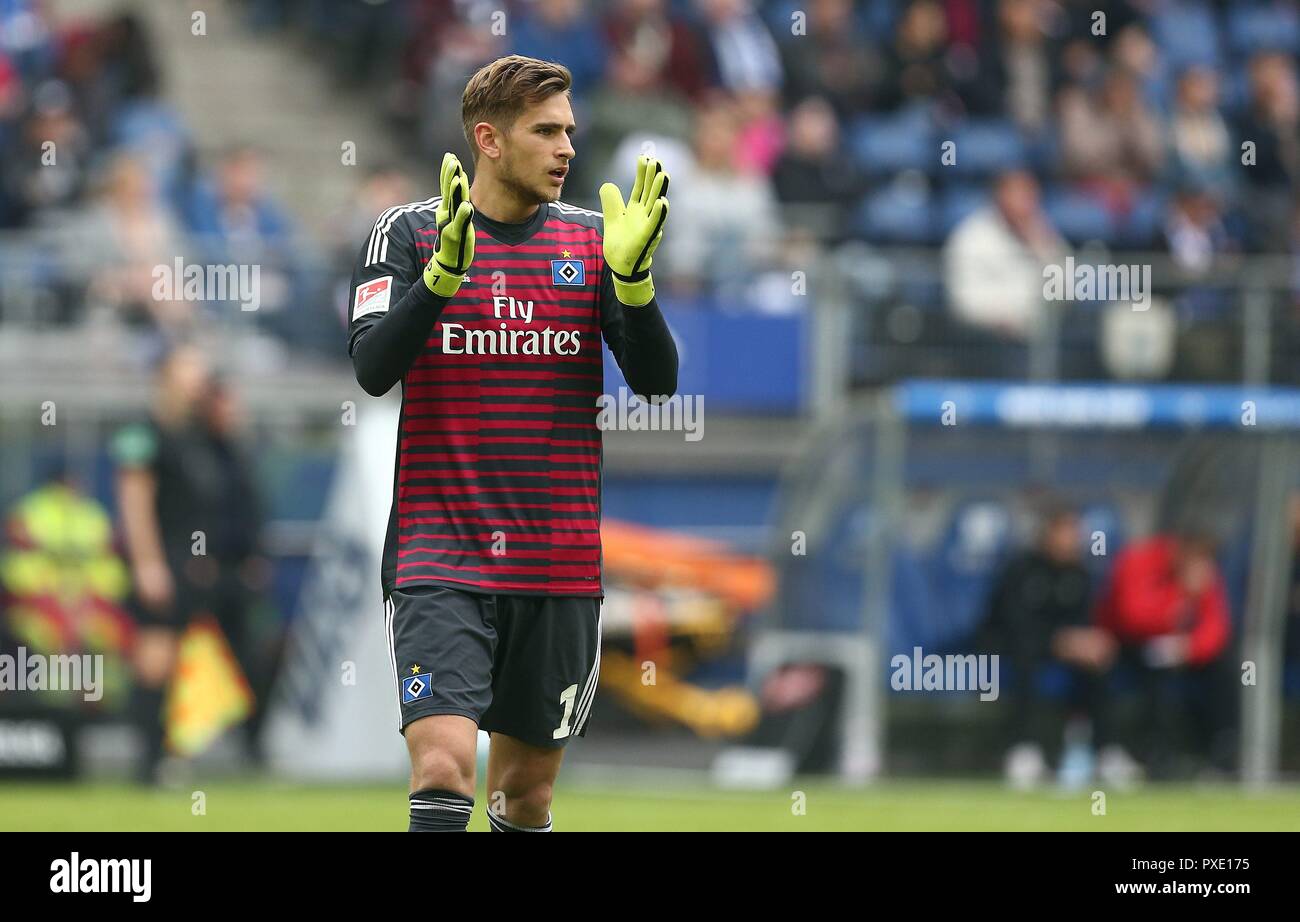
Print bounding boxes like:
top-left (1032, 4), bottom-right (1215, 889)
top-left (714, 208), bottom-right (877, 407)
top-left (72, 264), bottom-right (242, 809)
top-left (402, 667), bottom-right (432, 703)
top-left (551, 258), bottom-right (585, 287)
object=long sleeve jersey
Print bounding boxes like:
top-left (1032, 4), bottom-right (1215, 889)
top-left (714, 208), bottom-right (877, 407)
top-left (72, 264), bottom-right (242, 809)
top-left (348, 196), bottom-right (678, 597)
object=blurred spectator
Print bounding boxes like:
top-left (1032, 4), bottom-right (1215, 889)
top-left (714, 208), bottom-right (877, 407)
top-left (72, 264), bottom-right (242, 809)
top-left (0, 80), bottom-right (91, 227)
top-left (1168, 65), bottom-right (1234, 192)
top-left (186, 146), bottom-right (292, 259)
top-left (329, 164), bottom-right (415, 329)
top-left (1002, 0), bottom-right (1056, 134)
top-left (772, 96), bottom-right (864, 242)
top-left (322, 0), bottom-right (409, 90)
top-left (74, 153), bottom-right (190, 335)
top-left (979, 504), bottom-right (1115, 788)
top-left (1058, 66), bottom-right (1164, 210)
top-left (418, 4), bottom-right (504, 159)
top-left (1109, 21), bottom-right (1160, 93)
top-left (879, 0), bottom-right (951, 112)
top-left (201, 376), bottom-right (272, 768)
top-left (97, 12), bottom-right (163, 117)
top-left (510, 0), bottom-right (608, 98)
top-left (943, 169), bottom-right (1065, 342)
top-left (958, 0), bottom-right (1054, 134)
top-left (777, 0), bottom-right (878, 118)
top-left (1236, 51), bottom-right (1299, 252)
top-left (0, 471), bottom-right (134, 715)
top-left (113, 345), bottom-right (215, 783)
top-left (580, 47), bottom-right (694, 196)
top-left (733, 88), bottom-right (785, 176)
top-left (1164, 182), bottom-right (1234, 277)
top-left (186, 145), bottom-right (306, 340)
top-left (1092, 529), bottom-right (1233, 777)
top-left (1054, 35), bottom-right (1104, 99)
top-left (661, 98), bottom-right (778, 296)
top-left (0, 49), bottom-right (20, 123)
top-left (694, 0), bottom-right (783, 95)
top-left (603, 0), bottom-right (709, 103)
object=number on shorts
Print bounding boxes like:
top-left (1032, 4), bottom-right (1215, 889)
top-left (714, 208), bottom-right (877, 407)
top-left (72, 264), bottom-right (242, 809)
top-left (553, 683), bottom-right (578, 739)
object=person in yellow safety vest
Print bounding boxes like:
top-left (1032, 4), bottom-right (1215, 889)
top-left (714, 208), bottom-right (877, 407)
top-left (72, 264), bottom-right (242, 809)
top-left (0, 477), bottom-right (134, 708)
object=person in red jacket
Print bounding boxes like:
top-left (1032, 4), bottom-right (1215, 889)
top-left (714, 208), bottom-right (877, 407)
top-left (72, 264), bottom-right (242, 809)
top-left (1092, 529), bottom-right (1233, 777)
top-left (1094, 532), bottom-right (1230, 667)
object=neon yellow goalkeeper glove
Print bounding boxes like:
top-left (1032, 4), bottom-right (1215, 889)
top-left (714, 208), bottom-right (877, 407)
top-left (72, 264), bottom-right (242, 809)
top-left (599, 155), bottom-right (670, 307)
top-left (423, 152), bottom-right (476, 298)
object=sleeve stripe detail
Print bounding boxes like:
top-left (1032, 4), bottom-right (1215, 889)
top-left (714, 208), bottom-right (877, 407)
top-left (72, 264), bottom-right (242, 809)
top-left (366, 197), bottom-right (441, 267)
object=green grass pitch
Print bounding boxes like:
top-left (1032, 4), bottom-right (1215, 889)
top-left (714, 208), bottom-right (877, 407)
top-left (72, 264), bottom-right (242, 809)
top-left (3, 780), bottom-right (1300, 831)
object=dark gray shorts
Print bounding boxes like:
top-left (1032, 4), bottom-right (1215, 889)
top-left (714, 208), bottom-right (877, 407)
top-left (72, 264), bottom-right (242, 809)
top-left (384, 586), bottom-right (601, 748)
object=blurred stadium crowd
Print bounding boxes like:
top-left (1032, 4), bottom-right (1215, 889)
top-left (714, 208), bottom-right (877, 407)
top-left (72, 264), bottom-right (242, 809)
top-left (0, 3), bottom-right (321, 358)
top-left (2, 0), bottom-right (1298, 377)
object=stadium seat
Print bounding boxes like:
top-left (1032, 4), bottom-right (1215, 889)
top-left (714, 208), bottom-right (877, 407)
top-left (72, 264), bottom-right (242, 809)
top-left (922, 499), bottom-right (1015, 647)
top-left (1151, 1), bottom-right (1222, 69)
top-left (1044, 189), bottom-right (1115, 244)
top-left (936, 185), bottom-right (988, 237)
top-left (1112, 189), bottom-right (1166, 249)
top-left (849, 108), bottom-right (935, 177)
top-left (948, 119), bottom-right (1027, 178)
top-left (1227, 4), bottom-right (1300, 55)
top-left (856, 182), bottom-right (936, 245)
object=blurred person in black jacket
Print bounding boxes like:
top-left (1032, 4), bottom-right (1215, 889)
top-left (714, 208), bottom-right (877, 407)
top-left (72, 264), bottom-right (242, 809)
top-left (202, 376), bottom-right (272, 768)
top-left (114, 345), bottom-right (217, 783)
top-left (979, 503), bottom-right (1116, 787)
top-left (772, 96), bottom-right (866, 244)
top-left (114, 347), bottom-right (270, 781)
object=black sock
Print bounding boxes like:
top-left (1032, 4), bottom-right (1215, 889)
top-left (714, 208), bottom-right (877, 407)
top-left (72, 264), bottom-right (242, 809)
top-left (409, 789), bottom-right (474, 832)
top-left (130, 684), bottom-right (167, 784)
top-left (488, 810), bottom-right (553, 832)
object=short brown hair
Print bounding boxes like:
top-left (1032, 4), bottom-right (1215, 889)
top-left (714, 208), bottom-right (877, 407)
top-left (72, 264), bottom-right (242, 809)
top-left (462, 55), bottom-right (573, 160)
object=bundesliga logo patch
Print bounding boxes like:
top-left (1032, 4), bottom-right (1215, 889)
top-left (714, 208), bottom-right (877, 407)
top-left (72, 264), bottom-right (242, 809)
top-left (551, 258), bottom-right (585, 287)
top-left (353, 275), bottom-right (393, 320)
top-left (402, 670), bottom-right (432, 703)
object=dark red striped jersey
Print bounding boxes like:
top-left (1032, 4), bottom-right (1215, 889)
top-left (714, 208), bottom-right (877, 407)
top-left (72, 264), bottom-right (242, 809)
top-left (347, 197), bottom-right (678, 598)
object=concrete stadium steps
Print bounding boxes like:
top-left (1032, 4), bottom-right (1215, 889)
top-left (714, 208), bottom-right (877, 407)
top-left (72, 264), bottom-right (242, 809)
top-left (71, 0), bottom-right (432, 230)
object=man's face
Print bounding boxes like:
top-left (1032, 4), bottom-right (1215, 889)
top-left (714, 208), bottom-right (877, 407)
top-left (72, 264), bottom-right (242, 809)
top-left (1043, 515), bottom-right (1080, 563)
top-left (495, 93), bottom-right (576, 205)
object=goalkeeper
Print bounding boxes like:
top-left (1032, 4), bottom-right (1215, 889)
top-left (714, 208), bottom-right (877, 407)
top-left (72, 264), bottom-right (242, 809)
top-left (347, 55), bottom-right (678, 832)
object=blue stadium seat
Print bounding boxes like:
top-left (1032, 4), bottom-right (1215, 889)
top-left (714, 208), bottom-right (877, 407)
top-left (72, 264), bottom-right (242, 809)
top-left (763, 1), bottom-right (801, 35)
top-left (948, 119), bottom-right (1027, 178)
top-left (849, 108), bottom-right (934, 176)
top-left (1228, 4), bottom-right (1300, 55)
top-left (936, 185), bottom-right (988, 237)
top-left (889, 542), bottom-right (939, 656)
top-left (1113, 189), bottom-right (1166, 248)
top-left (865, 0), bottom-right (899, 37)
top-left (922, 499), bottom-right (1015, 648)
top-left (1220, 64), bottom-right (1252, 115)
top-left (856, 183), bottom-right (936, 245)
top-left (1044, 189), bottom-right (1115, 244)
top-left (1151, 1), bottom-right (1222, 69)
